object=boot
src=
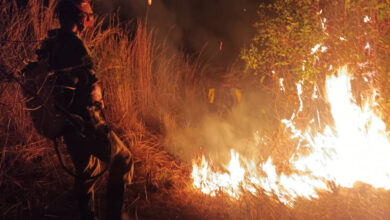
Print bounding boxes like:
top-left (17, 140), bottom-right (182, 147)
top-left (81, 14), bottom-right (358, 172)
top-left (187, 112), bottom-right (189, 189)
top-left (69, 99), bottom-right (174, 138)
top-left (79, 193), bottom-right (96, 220)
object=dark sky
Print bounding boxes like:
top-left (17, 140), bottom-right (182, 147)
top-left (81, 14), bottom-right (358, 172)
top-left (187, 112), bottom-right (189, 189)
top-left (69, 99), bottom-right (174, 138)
top-left (95, 0), bottom-right (261, 68)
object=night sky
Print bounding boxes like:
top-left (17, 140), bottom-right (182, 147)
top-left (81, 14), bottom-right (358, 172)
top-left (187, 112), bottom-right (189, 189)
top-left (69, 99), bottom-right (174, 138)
top-left (95, 0), bottom-right (261, 67)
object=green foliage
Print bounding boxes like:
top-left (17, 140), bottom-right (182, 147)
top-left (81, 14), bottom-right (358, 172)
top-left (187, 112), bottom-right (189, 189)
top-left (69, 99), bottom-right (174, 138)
top-left (242, 0), bottom-right (390, 90)
top-left (241, 0), bottom-right (324, 83)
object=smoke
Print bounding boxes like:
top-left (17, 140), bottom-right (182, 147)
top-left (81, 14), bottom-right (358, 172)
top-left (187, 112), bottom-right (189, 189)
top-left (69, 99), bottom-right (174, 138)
top-left (93, 0), bottom-right (272, 164)
top-left (94, 0), bottom-right (259, 67)
top-left (164, 82), bottom-right (280, 165)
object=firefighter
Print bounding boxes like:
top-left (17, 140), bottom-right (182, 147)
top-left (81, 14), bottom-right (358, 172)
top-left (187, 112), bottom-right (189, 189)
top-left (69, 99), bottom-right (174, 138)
top-left (35, 0), bottom-right (132, 219)
top-left (208, 78), bottom-right (242, 116)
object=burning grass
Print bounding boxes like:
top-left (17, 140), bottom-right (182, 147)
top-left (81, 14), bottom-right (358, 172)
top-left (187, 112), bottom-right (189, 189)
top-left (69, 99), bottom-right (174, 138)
top-left (1, 0), bottom-right (390, 219)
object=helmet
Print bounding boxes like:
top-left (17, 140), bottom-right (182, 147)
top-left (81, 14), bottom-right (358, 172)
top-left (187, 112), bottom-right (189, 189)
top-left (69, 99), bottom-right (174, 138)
top-left (56, 0), bottom-right (94, 30)
top-left (76, 0), bottom-right (94, 30)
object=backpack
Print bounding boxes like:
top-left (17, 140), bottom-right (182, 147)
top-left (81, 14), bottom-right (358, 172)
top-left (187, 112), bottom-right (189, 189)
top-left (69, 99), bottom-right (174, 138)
top-left (21, 30), bottom-right (66, 139)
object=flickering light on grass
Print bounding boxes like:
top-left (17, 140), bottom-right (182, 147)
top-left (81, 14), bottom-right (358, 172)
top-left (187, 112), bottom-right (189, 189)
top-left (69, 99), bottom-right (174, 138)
top-left (312, 85), bottom-right (318, 99)
top-left (321, 17), bottom-right (327, 30)
top-left (280, 78), bottom-right (285, 91)
top-left (296, 83), bottom-right (303, 112)
top-left (311, 44), bottom-right (321, 54)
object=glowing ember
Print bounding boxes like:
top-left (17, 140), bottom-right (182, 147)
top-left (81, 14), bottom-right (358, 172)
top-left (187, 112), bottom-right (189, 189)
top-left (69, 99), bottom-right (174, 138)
top-left (192, 66), bottom-right (390, 205)
top-left (365, 42), bottom-right (370, 50)
top-left (364, 15), bottom-right (371, 23)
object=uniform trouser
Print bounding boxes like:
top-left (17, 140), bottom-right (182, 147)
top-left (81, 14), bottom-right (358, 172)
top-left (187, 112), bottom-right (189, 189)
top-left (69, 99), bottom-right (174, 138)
top-left (63, 130), bottom-right (132, 220)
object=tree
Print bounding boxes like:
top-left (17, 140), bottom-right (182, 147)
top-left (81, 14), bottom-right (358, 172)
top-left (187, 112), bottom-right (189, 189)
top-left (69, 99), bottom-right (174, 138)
top-left (241, 0), bottom-right (390, 92)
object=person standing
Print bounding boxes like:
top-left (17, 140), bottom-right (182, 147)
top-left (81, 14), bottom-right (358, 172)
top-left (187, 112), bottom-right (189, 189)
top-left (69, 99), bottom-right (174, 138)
top-left (33, 0), bottom-right (132, 219)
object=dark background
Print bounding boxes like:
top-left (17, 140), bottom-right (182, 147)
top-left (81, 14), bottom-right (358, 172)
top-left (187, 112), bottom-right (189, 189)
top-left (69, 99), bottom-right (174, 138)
top-left (16, 0), bottom-right (265, 68)
top-left (95, 0), bottom-right (262, 68)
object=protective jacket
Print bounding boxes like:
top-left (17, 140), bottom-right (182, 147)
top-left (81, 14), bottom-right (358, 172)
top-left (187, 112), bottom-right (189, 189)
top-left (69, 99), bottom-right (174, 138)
top-left (37, 28), bottom-right (99, 121)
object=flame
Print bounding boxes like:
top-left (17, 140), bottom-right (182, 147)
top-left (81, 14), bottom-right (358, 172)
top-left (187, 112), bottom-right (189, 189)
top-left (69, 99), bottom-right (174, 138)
top-left (192, 66), bottom-right (390, 205)
top-left (293, 67), bottom-right (390, 189)
top-left (192, 149), bottom-right (246, 199)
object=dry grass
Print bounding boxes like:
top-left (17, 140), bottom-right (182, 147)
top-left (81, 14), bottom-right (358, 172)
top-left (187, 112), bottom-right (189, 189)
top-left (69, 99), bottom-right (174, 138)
top-left (0, 0), bottom-right (204, 219)
top-left (1, 0), bottom-right (390, 220)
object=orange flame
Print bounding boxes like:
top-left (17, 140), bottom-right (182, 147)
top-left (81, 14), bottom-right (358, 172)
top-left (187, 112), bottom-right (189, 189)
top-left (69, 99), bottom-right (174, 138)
top-left (192, 66), bottom-right (390, 205)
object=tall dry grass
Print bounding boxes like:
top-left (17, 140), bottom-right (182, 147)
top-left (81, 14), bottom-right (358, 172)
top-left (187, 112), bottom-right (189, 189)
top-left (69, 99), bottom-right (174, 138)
top-left (0, 0), bottom-right (205, 219)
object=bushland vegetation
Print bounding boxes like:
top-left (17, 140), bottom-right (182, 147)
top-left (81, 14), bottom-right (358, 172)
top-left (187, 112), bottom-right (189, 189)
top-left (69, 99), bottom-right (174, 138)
top-left (1, 0), bottom-right (390, 219)
top-left (242, 0), bottom-right (390, 119)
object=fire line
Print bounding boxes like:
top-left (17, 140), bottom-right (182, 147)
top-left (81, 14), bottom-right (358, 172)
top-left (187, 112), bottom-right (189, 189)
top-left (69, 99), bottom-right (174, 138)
top-left (192, 66), bottom-right (390, 206)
